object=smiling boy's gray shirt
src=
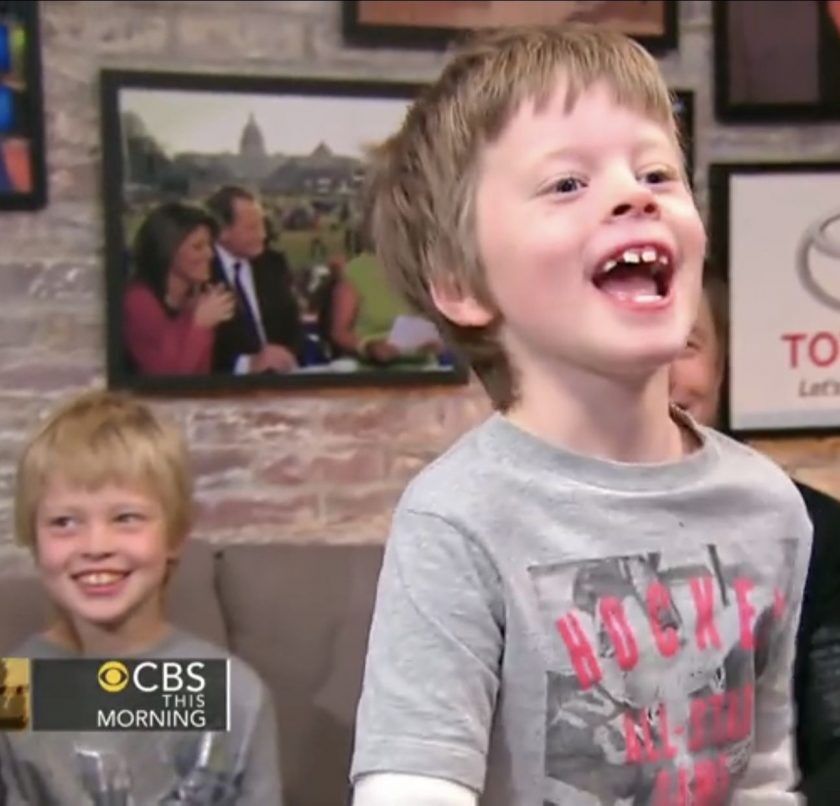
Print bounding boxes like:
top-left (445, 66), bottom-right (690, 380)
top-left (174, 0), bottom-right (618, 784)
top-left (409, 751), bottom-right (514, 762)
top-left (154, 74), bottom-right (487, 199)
top-left (0, 628), bottom-right (283, 805)
top-left (351, 411), bottom-right (812, 805)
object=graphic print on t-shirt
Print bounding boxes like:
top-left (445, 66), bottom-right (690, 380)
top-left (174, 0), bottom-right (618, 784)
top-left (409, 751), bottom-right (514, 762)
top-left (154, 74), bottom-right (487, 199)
top-left (530, 540), bottom-right (797, 806)
top-left (6, 730), bottom-right (247, 804)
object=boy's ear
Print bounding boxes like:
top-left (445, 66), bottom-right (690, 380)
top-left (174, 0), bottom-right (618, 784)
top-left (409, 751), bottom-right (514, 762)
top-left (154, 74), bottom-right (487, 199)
top-left (166, 535), bottom-right (185, 563)
top-left (429, 276), bottom-right (495, 328)
top-left (162, 539), bottom-right (184, 587)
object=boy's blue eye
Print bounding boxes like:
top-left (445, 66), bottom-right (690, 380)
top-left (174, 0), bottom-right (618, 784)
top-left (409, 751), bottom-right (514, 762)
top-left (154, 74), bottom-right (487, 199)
top-left (641, 168), bottom-right (675, 185)
top-left (115, 511), bottom-right (145, 524)
top-left (551, 176), bottom-right (585, 194)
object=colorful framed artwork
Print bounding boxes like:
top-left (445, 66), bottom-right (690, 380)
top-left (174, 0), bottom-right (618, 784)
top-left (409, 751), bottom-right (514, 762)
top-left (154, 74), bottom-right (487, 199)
top-left (0, 0), bottom-right (45, 210)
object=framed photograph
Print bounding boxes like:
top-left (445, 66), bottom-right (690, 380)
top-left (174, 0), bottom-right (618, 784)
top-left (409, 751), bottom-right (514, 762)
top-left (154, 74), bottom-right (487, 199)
top-left (0, 0), bottom-right (46, 210)
top-left (100, 70), bottom-right (469, 394)
top-left (714, 0), bottom-right (840, 122)
top-left (709, 162), bottom-right (840, 435)
top-left (343, 1), bottom-right (678, 53)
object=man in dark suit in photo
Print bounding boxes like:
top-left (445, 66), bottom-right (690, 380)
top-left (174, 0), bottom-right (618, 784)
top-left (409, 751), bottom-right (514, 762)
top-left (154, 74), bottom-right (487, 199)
top-left (205, 185), bottom-right (303, 374)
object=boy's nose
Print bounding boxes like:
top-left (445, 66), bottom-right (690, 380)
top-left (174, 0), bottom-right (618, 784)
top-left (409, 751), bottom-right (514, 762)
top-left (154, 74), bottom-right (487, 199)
top-left (610, 186), bottom-right (660, 220)
top-left (80, 522), bottom-right (116, 556)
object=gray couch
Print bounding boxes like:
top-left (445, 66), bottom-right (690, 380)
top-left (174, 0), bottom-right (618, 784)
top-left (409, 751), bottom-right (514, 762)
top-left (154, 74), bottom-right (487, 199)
top-left (0, 539), bottom-right (385, 806)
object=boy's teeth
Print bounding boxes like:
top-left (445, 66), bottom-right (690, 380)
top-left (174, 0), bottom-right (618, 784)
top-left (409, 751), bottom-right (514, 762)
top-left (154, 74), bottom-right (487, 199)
top-left (598, 246), bottom-right (670, 276)
top-left (622, 250), bottom-right (641, 264)
top-left (77, 572), bottom-right (125, 585)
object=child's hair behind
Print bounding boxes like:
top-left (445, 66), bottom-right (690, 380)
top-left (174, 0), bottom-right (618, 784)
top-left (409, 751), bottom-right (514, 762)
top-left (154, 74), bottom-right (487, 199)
top-left (369, 24), bottom-right (682, 410)
top-left (14, 390), bottom-right (192, 550)
top-left (702, 268), bottom-right (729, 367)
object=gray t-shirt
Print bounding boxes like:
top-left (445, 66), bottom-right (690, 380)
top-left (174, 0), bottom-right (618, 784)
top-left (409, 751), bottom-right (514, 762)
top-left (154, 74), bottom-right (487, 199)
top-left (351, 412), bottom-right (813, 805)
top-left (0, 627), bottom-right (282, 805)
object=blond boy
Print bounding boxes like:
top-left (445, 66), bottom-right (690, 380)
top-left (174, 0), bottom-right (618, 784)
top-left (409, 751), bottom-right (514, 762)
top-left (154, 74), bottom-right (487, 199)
top-left (0, 390), bottom-right (282, 805)
top-left (351, 25), bottom-right (812, 806)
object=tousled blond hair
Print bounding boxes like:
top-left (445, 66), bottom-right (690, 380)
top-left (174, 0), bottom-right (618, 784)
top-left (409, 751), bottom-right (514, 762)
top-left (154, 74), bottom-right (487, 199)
top-left (15, 390), bottom-right (192, 551)
top-left (370, 25), bottom-right (682, 410)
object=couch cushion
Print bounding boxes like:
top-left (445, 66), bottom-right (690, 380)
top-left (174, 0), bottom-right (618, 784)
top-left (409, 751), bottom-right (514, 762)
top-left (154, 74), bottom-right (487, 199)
top-left (216, 543), bottom-right (383, 806)
top-left (0, 539), bottom-right (227, 652)
top-left (168, 539), bottom-right (227, 647)
top-left (0, 574), bottom-right (49, 654)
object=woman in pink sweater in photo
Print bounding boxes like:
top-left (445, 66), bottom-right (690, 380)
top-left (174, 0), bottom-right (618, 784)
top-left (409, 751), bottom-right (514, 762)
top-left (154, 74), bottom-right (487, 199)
top-left (122, 202), bottom-right (234, 375)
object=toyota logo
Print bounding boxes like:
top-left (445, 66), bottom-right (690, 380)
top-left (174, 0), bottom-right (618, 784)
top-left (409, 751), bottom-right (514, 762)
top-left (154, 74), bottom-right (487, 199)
top-left (797, 207), bottom-right (840, 311)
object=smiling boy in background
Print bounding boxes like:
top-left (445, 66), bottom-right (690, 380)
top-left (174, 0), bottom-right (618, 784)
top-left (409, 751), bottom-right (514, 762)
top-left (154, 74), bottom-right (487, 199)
top-left (0, 390), bottom-right (282, 805)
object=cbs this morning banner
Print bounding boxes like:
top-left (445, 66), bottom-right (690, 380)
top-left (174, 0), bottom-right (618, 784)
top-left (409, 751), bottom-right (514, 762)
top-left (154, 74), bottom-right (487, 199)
top-left (0, 657), bottom-right (228, 731)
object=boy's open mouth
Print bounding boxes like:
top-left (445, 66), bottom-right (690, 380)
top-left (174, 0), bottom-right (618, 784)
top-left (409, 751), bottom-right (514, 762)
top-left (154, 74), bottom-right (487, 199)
top-left (592, 244), bottom-right (674, 305)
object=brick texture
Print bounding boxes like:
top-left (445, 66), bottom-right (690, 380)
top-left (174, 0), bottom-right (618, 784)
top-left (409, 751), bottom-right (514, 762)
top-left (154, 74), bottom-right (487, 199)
top-left (1, 1), bottom-right (838, 568)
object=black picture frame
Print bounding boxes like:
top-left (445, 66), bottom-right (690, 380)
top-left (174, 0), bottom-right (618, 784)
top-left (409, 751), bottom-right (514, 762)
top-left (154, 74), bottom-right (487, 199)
top-left (709, 161), bottom-right (840, 437)
top-left (672, 89), bottom-right (694, 183)
top-left (343, 0), bottom-right (678, 54)
top-left (0, 0), bottom-right (46, 211)
top-left (713, 0), bottom-right (840, 122)
top-left (99, 69), bottom-right (469, 394)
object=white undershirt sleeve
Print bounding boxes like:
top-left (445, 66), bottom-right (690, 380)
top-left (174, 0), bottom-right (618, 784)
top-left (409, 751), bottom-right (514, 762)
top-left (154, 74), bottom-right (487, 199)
top-left (353, 773), bottom-right (478, 806)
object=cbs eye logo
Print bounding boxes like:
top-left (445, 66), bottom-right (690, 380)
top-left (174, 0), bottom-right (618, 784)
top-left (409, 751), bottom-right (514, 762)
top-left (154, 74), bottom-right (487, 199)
top-left (97, 660), bottom-right (129, 693)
